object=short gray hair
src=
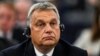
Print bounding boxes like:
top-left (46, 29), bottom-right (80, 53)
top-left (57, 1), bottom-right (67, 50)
top-left (27, 2), bottom-right (60, 27)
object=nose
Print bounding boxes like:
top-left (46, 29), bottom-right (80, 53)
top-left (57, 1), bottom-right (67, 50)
top-left (2, 17), bottom-right (9, 25)
top-left (45, 24), bottom-right (53, 34)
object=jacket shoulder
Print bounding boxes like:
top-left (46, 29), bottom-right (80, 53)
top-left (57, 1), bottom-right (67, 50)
top-left (59, 39), bottom-right (88, 56)
top-left (0, 39), bottom-right (28, 56)
top-left (70, 45), bottom-right (87, 56)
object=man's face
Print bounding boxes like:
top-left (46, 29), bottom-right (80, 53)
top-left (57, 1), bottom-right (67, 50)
top-left (0, 5), bottom-right (16, 31)
top-left (15, 1), bottom-right (31, 21)
top-left (30, 10), bottom-right (60, 47)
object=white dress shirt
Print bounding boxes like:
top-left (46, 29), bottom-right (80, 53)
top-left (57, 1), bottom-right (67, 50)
top-left (34, 46), bottom-right (54, 56)
top-left (0, 30), bottom-right (12, 40)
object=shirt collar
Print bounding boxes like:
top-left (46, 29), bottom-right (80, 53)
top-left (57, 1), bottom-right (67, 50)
top-left (34, 46), bottom-right (54, 56)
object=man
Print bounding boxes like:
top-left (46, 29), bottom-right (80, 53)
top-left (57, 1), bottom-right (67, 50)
top-left (0, 1), bottom-right (26, 51)
top-left (0, 2), bottom-right (87, 56)
top-left (0, 1), bottom-right (18, 50)
top-left (14, 0), bottom-right (33, 29)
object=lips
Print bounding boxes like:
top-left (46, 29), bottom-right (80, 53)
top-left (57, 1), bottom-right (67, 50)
top-left (43, 36), bottom-right (54, 40)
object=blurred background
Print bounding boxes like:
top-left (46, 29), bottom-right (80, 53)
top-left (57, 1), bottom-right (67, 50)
top-left (0, 0), bottom-right (100, 56)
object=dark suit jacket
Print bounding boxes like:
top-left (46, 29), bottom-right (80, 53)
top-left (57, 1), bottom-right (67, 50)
top-left (0, 28), bottom-right (27, 51)
top-left (12, 28), bottom-right (27, 43)
top-left (0, 38), bottom-right (87, 56)
top-left (0, 38), bottom-right (13, 51)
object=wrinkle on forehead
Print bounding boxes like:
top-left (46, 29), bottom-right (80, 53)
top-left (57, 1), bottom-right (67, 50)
top-left (30, 9), bottom-right (58, 24)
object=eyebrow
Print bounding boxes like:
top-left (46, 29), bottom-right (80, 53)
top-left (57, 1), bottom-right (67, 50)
top-left (35, 19), bottom-right (44, 23)
top-left (51, 18), bottom-right (58, 22)
top-left (36, 18), bottom-right (57, 23)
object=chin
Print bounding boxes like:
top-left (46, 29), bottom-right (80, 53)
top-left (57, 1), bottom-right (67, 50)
top-left (42, 40), bottom-right (56, 46)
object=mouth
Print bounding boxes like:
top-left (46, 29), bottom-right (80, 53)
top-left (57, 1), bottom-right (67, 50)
top-left (43, 36), bottom-right (54, 40)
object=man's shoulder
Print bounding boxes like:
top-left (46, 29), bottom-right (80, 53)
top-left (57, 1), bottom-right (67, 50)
top-left (57, 39), bottom-right (88, 56)
top-left (0, 39), bottom-right (87, 56)
top-left (0, 39), bottom-right (28, 56)
top-left (69, 45), bottom-right (87, 56)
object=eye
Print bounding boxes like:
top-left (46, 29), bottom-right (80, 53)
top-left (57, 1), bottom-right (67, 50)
top-left (37, 23), bottom-right (44, 26)
top-left (50, 18), bottom-right (58, 26)
top-left (35, 21), bottom-right (45, 27)
top-left (50, 22), bottom-right (56, 25)
top-left (50, 21), bottom-right (57, 26)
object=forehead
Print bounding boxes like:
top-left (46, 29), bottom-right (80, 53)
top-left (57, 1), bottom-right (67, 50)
top-left (0, 5), bottom-right (16, 20)
top-left (15, 2), bottom-right (31, 12)
top-left (31, 9), bottom-right (58, 21)
top-left (0, 5), bottom-right (15, 14)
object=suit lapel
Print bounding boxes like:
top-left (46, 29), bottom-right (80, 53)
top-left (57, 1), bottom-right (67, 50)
top-left (25, 39), bottom-right (36, 56)
top-left (52, 39), bottom-right (70, 56)
top-left (52, 45), bottom-right (62, 56)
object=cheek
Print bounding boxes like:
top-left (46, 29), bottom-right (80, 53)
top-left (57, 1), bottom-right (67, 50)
top-left (31, 28), bottom-right (44, 44)
top-left (54, 27), bottom-right (60, 40)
